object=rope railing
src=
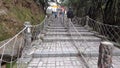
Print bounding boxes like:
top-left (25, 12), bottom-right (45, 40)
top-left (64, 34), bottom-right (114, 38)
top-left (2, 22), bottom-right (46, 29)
top-left (75, 16), bottom-right (120, 46)
top-left (31, 16), bottom-right (47, 41)
top-left (61, 15), bottom-right (91, 68)
top-left (0, 27), bottom-right (26, 68)
top-left (68, 19), bottom-right (90, 68)
top-left (0, 16), bottom-right (48, 68)
top-left (72, 16), bottom-right (120, 68)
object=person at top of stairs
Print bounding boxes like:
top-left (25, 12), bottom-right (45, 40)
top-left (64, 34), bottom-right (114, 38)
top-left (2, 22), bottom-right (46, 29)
top-left (67, 7), bottom-right (74, 21)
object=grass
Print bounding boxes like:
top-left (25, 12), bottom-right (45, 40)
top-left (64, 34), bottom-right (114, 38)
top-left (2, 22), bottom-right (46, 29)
top-left (6, 62), bottom-right (16, 68)
top-left (3, 0), bottom-right (11, 3)
top-left (10, 6), bottom-right (45, 25)
top-left (10, 6), bottom-right (32, 22)
top-left (0, 0), bottom-right (45, 41)
top-left (0, 23), bottom-right (12, 41)
top-left (6, 62), bottom-right (28, 68)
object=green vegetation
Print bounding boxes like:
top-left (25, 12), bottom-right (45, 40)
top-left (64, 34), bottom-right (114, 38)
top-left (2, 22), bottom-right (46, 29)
top-left (9, 6), bottom-right (45, 24)
top-left (63, 0), bottom-right (120, 44)
top-left (6, 62), bottom-right (16, 68)
top-left (6, 62), bottom-right (28, 68)
top-left (63, 0), bottom-right (120, 25)
top-left (4, 0), bottom-right (11, 3)
top-left (0, 0), bottom-right (45, 41)
top-left (0, 24), bottom-right (12, 41)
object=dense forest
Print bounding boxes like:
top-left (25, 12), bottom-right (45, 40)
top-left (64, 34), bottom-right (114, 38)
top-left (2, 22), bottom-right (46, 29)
top-left (63, 0), bottom-right (120, 26)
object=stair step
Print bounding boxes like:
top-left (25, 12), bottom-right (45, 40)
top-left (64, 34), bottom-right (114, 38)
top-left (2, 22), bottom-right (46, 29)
top-left (46, 32), bottom-right (94, 36)
top-left (32, 41), bottom-right (79, 58)
top-left (48, 29), bottom-right (89, 32)
top-left (43, 36), bottom-right (101, 42)
top-left (48, 25), bottom-right (63, 27)
top-left (28, 57), bottom-right (86, 68)
top-left (83, 47), bottom-right (120, 57)
top-left (48, 27), bottom-right (85, 29)
top-left (33, 53), bottom-right (78, 58)
top-left (48, 27), bottom-right (65, 29)
top-left (47, 29), bottom-right (68, 32)
top-left (17, 55), bottom-right (32, 64)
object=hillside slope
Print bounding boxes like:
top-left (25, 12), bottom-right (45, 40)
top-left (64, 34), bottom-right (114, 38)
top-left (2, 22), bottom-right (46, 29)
top-left (0, 0), bottom-right (45, 41)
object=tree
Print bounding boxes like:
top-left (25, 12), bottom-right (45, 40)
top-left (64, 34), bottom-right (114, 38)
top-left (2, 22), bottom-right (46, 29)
top-left (65, 0), bottom-right (120, 25)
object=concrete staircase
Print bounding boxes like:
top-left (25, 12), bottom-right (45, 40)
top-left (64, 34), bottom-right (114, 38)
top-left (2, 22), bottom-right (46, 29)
top-left (27, 17), bottom-right (120, 68)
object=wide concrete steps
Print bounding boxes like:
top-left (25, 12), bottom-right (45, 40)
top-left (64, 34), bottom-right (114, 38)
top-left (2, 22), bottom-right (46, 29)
top-left (28, 16), bottom-right (120, 68)
top-left (28, 57), bottom-right (87, 68)
top-left (47, 29), bottom-right (89, 32)
top-left (33, 41), bottom-right (79, 58)
top-left (28, 17), bottom-right (102, 68)
top-left (43, 36), bottom-right (101, 42)
top-left (48, 27), bottom-right (66, 29)
top-left (46, 32), bottom-right (94, 36)
top-left (83, 46), bottom-right (120, 57)
top-left (48, 27), bottom-right (86, 29)
top-left (48, 25), bottom-right (64, 27)
top-left (73, 41), bottom-right (120, 57)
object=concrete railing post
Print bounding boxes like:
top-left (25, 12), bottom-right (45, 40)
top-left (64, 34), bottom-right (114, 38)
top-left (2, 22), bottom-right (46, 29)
top-left (0, 60), bottom-right (1, 68)
top-left (62, 15), bottom-right (64, 25)
top-left (98, 41), bottom-right (113, 68)
top-left (68, 19), bottom-right (71, 31)
top-left (43, 15), bottom-right (47, 28)
top-left (85, 16), bottom-right (89, 28)
top-left (44, 15), bottom-right (48, 28)
top-left (24, 21), bottom-right (32, 47)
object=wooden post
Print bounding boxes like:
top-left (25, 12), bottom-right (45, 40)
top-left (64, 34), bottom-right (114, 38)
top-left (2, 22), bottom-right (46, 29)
top-left (98, 41), bottom-right (113, 68)
top-left (24, 21), bottom-right (32, 47)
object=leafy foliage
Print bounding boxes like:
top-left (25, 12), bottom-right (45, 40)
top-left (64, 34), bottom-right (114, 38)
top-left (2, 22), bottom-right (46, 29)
top-left (64, 0), bottom-right (120, 25)
top-left (0, 0), bottom-right (45, 41)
